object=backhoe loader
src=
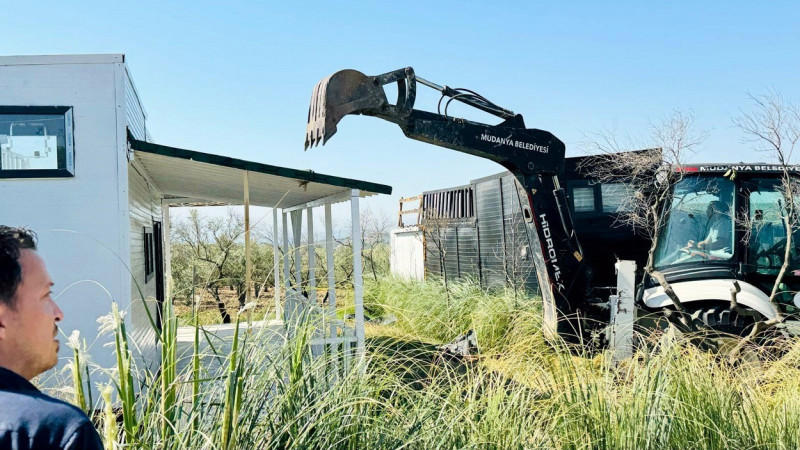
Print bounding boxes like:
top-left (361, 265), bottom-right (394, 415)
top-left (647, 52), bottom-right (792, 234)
top-left (305, 67), bottom-right (800, 346)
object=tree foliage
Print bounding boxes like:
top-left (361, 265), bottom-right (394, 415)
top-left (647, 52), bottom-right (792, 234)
top-left (170, 207), bottom-right (392, 323)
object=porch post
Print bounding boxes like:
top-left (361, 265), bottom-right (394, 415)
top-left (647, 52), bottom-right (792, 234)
top-left (324, 202), bottom-right (339, 378)
top-left (351, 189), bottom-right (365, 355)
top-left (281, 212), bottom-right (292, 302)
top-left (243, 171), bottom-right (252, 306)
top-left (324, 203), bottom-right (336, 314)
top-left (307, 207), bottom-right (317, 303)
top-left (273, 208), bottom-right (282, 321)
top-left (162, 203), bottom-right (172, 301)
top-left (291, 210), bottom-right (303, 288)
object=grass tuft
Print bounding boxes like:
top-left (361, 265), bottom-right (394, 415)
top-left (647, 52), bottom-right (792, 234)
top-left (59, 276), bottom-right (800, 449)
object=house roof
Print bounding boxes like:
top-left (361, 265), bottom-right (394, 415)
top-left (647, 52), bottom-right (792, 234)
top-left (127, 135), bottom-right (391, 209)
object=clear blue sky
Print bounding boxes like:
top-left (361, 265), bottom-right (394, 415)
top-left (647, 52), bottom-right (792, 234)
top-left (4, 1), bottom-right (799, 219)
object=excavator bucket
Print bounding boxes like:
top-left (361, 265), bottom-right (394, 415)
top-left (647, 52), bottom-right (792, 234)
top-left (305, 69), bottom-right (388, 149)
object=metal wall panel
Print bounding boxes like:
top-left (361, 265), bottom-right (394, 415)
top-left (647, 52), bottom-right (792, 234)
top-left (475, 178), bottom-right (506, 289)
top-left (128, 163), bottom-right (161, 370)
top-left (0, 59), bottom-right (129, 399)
top-left (500, 175), bottom-right (538, 294)
top-left (422, 173), bottom-right (539, 293)
top-left (125, 70), bottom-right (148, 141)
top-left (456, 226), bottom-right (479, 281)
top-left (443, 228), bottom-right (461, 281)
top-left (424, 226), bottom-right (445, 278)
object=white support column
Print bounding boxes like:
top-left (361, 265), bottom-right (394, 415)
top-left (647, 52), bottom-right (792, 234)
top-left (282, 212), bottom-right (290, 323)
top-left (291, 210), bottom-right (303, 288)
top-left (162, 203), bottom-right (172, 301)
top-left (273, 208), bottom-right (282, 321)
top-left (325, 203), bottom-right (337, 314)
top-left (351, 189), bottom-right (365, 355)
top-left (307, 207), bottom-right (317, 303)
top-left (243, 171), bottom-right (252, 307)
top-left (325, 202), bottom-right (339, 376)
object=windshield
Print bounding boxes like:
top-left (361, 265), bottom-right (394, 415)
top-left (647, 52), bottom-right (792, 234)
top-left (654, 176), bottom-right (735, 268)
top-left (747, 178), bottom-right (800, 276)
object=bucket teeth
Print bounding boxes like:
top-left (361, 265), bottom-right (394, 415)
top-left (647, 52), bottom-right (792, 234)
top-left (304, 69), bottom-right (388, 150)
top-left (305, 75), bottom-right (333, 149)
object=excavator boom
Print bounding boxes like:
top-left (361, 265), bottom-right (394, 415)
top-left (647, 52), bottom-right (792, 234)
top-left (305, 67), bottom-right (591, 342)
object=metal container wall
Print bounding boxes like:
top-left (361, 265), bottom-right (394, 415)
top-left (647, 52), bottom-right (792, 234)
top-left (423, 172), bottom-right (539, 294)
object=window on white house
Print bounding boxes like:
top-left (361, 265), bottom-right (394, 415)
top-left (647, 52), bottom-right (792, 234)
top-left (0, 106), bottom-right (74, 178)
top-left (144, 227), bottom-right (155, 283)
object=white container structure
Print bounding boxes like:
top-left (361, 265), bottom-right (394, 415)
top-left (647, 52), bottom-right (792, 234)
top-left (0, 54), bottom-right (391, 401)
top-left (390, 227), bottom-right (425, 280)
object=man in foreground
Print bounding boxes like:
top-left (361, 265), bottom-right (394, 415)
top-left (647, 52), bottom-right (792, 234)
top-left (0, 226), bottom-right (103, 449)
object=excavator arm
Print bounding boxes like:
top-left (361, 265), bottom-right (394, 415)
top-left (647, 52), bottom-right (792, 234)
top-left (305, 68), bottom-right (563, 175)
top-left (305, 67), bottom-right (592, 342)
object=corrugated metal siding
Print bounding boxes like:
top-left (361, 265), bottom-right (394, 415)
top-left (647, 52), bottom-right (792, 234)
top-left (421, 173), bottom-right (539, 293)
top-left (125, 71), bottom-right (147, 141)
top-left (424, 224), bottom-right (479, 281)
top-left (475, 178), bottom-right (506, 289)
top-left (501, 175), bottom-right (538, 293)
top-left (456, 226), bottom-right (479, 280)
top-left (424, 227), bottom-right (445, 278)
top-left (129, 163), bottom-right (161, 369)
top-left (443, 228), bottom-right (461, 281)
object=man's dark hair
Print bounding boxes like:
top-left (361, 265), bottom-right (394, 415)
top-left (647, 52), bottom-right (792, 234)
top-left (0, 226), bottom-right (37, 307)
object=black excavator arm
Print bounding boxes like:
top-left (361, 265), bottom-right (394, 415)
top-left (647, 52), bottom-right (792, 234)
top-left (305, 67), bottom-right (591, 341)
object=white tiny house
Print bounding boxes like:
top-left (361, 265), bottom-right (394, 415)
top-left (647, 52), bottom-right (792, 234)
top-left (0, 55), bottom-right (148, 387)
top-left (0, 54), bottom-right (391, 401)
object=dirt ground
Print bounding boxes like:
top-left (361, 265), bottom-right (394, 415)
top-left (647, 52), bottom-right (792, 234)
top-left (172, 287), bottom-right (277, 325)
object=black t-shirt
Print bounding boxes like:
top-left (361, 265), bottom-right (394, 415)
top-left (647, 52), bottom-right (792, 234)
top-left (0, 367), bottom-right (103, 450)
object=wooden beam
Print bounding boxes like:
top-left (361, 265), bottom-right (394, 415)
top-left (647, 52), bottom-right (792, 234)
top-left (282, 189), bottom-right (353, 213)
top-left (398, 195), bottom-right (422, 202)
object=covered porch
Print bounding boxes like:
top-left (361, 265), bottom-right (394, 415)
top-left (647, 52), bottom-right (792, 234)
top-left (127, 135), bottom-right (392, 362)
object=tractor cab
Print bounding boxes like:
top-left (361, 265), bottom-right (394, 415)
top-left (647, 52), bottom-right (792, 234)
top-left (644, 164), bottom-right (800, 317)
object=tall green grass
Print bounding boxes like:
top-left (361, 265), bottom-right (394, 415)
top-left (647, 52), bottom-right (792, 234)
top-left (61, 276), bottom-right (800, 449)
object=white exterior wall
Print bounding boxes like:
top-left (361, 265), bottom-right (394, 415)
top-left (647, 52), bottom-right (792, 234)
top-left (124, 67), bottom-right (148, 141)
top-left (127, 162), bottom-right (162, 370)
top-left (390, 227), bottom-right (424, 280)
top-left (0, 55), bottom-right (130, 395)
top-left (124, 67), bottom-right (162, 371)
